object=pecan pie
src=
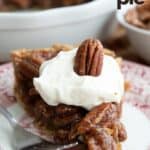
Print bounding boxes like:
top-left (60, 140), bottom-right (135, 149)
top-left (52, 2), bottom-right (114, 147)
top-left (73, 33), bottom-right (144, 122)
top-left (11, 40), bottom-right (127, 150)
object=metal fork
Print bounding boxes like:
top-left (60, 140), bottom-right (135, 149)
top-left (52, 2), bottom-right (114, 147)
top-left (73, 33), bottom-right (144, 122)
top-left (0, 105), bottom-right (80, 150)
top-left (0, 105), bottom-right (41, 150)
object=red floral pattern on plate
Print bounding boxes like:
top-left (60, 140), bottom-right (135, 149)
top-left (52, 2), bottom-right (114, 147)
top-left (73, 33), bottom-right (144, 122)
top-left (0, 64), bottom-right (16, 107)
top-left (121, 61), bottom-right (150, 120)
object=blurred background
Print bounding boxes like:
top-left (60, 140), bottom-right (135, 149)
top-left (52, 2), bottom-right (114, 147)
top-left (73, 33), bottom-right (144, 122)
top-left (0, 0), bottom-right (149, 63)
top-left (0, 0), bottom-right (117, 61)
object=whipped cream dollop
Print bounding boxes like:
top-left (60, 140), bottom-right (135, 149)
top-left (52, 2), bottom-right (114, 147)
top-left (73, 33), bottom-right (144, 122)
top-left (33, 48), bottom-right (124, 110)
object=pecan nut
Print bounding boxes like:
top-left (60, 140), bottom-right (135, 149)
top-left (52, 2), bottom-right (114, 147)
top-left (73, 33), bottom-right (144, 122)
top-left (74, 39), bottom-right (104, 76)
top-left (77, 103), bottom-right (120, 134)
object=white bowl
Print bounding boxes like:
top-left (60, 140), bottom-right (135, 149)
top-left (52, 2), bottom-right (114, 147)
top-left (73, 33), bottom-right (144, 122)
top-left (117, 5), bottom-right (150, 63)
top-left (0, 0), bottom-right (117, 61)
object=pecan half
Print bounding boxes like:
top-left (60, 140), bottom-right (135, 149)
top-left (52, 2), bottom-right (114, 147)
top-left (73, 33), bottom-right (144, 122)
top-left (74, 39), bottom-right (104, 76)
top-left (77, 103), bottom-right (120, 135)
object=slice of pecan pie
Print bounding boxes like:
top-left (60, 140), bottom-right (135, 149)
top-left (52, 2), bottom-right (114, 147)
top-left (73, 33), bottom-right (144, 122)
top-left (11, 39), bottom-right (127, 150)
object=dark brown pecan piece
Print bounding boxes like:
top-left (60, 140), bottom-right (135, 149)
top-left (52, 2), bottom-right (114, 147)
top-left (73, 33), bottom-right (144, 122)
top-left (74, 39), bottom-right (104, 76)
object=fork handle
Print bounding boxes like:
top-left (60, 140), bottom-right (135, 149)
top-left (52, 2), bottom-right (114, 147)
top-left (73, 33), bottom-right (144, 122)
top-left (0, 105), bottom-right (17, 127)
